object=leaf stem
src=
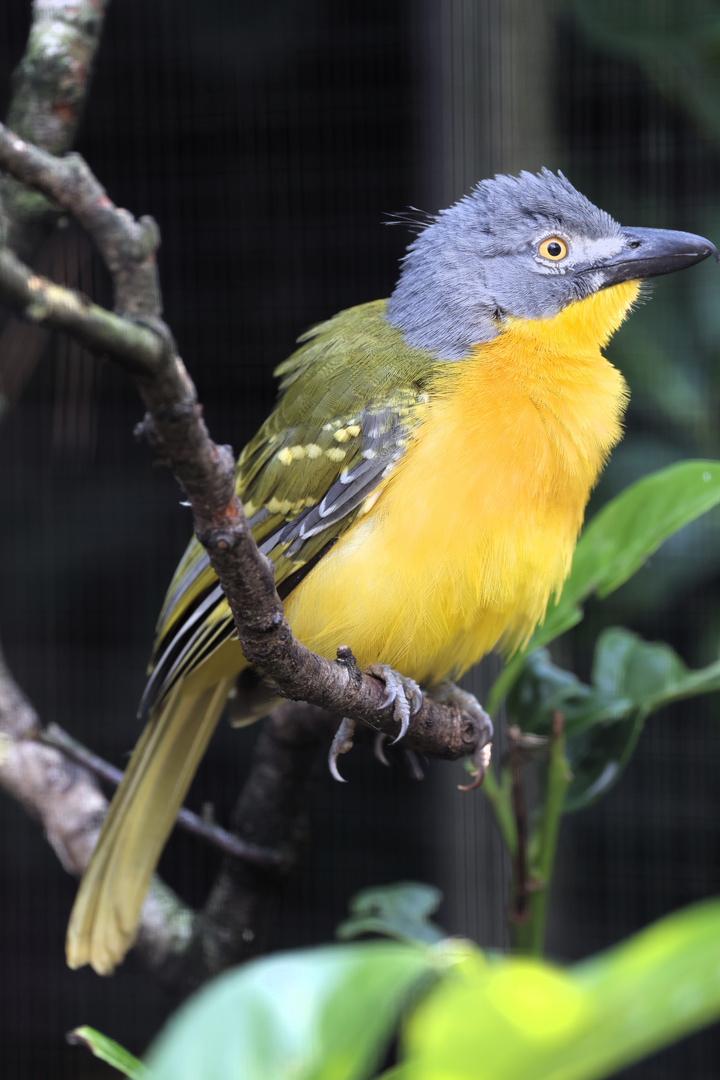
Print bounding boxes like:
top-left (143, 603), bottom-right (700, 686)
top-left (511, 711), bottom-right (571, 955)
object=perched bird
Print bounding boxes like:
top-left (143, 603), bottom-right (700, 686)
top-left (67, 169), bottom-right (716, 974)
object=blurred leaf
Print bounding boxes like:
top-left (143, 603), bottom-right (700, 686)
top-left (508, 628), bottom-right (720, 810)
top-left (67, 1027), bottom-right (147, 1079)
top-left (148, 943), bottom-right (435, 1080)
top-left (337, 882), bottom-right (445, 945)
top-left (564, 713), bottom-right (645, 811)
top-left (566, 0), bottom-right (720, 144)
top-left (388, 898), bottom-right (720, 1080)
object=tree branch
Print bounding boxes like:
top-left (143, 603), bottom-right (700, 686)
top-left (0, 634), bottom-right (338, 992)
top-left (0, 640), bottom-right (194, 967)
top-left (0, 120), bottom-right (491, 768)
top-left (2, 0), bottom-right (111, 261)
top-left (0, 2), bottom-right (112, 418)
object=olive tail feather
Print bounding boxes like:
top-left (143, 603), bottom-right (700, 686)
top-left (65, 676), bottom-right (234, 975)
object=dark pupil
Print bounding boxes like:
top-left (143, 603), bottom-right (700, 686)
top-left (547, 241), bottom-right (562, 257)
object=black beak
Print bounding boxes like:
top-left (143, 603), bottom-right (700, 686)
top-left (597, 227), bottom-right (718, 289)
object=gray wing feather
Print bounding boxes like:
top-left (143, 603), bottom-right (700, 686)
top-left (259, 406), bottom-right (412, 557)
top-left (140, 583), bottom-right (226, 715)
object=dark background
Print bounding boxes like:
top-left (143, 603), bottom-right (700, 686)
top-left (1, 0), bottom-right (720, 1076)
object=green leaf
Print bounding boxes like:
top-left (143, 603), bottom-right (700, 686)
top-left (508, 628), bottom-right (720, 810)
top-left (564, 713), bottom-right (645, 811)
top-left (67, 1027), bottom-right (148, 1079)
top-left (507, 648), bottom-right (631, 737)
top-left (147, 942), bottom-right (435, 1080)
top-left (389, 898), bottom-right (720, 1080)
top-left (336, 883), bottom-right (445, 944)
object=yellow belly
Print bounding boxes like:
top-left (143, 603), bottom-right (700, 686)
top-left (284, 285), bottom-right (634, 683)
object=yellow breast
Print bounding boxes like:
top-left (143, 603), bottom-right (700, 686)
top-left (283, 281), bottom-right (638, 684)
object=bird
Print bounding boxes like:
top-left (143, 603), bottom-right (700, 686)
top-left (66, 169), bottom-right (716, 975)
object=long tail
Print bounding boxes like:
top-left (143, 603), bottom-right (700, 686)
top-left (66, 675), bottom-right (234, 975)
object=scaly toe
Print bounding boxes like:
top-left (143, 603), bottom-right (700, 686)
top-left (366, 663), bottom-right (423, 745)
top-left (432, 681), bottom-right (493, 745)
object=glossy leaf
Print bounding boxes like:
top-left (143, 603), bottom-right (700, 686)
top-left (388, 898), bottom-right (720, 1080)
top-left (147, 942), bottom-right (435, 1080)
top-left (67, 1027), bottom-right (147, 1079)
top-left (507, 648), bottom-right (631, 737)
top-left (508, 628), bottom-right (720, 810)
top-left (567, 628), bottom-right (720, 807)
top-left (336, 882), bottom-right (445, 945)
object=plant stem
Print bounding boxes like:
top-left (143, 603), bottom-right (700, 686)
top-left (480, 760), bottom-right (517, 858)
top-left (511, 712), bottom-right (571, 955)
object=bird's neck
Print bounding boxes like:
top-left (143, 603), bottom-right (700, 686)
top-left (452, 279), bottom-right (639, 469)
top-left (500, 279), bottom-right (642, 354)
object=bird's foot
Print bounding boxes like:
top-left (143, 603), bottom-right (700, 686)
top-left (329, 665), bottom-right (423, 782)
top-left (430, 681), bottom-right (493, 790)
top-left (366, 663), bottom-right (423, 744)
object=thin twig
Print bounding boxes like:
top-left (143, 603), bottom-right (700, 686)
top-left (39, 724), bottom-right (283, 869)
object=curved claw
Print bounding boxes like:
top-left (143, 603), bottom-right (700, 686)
top-left (379, 684), bottom-right (398, 710)
top-left (374, 732), bottom-right (390, 767)
top-left (409, 684), bottom-right (424, 717)
top-left (367, 663), bottom-right (423, 747)
top-left (391, 711), bottom-right (410, 746)
top-left (404, 748), bottom-right (425, 781)
top-left (329, 752), bottom-right (348, 784)
top-left (458, 740), bottom-right (493, 791)
top-left (329, 716), bottom-right (356, 783)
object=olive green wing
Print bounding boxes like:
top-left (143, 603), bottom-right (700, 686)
top-left (142, 300), bottom-right (436, 713)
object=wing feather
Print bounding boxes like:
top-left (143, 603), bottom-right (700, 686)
top-left (145, 300), bottom-right (436, 712)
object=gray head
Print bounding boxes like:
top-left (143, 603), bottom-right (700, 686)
top-left (386, 168), bottom-right (716, 360)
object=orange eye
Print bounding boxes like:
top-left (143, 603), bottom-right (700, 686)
top-left (538, 237), bottom-right (568, 260)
